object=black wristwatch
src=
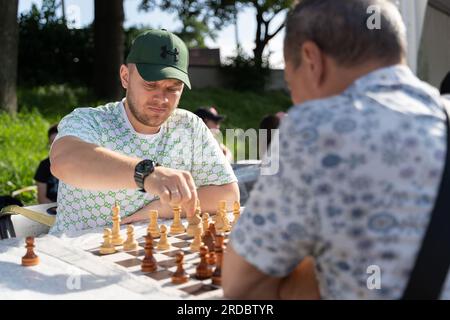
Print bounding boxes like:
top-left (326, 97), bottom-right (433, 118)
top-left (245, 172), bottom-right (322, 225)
top-left (134, 159), bottom-right (158, 192)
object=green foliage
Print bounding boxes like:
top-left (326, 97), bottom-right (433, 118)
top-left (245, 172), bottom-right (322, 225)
top-left (139, 0), bottom-right (236, 48)
top-left (17, 85), bottom-right (98, 121)
top-left (180, 87), bottom-right (291, 130)
top-left (176, 16), bottom-right (212, 48)
top-left (234, 0), bottom-right (292, 69)
top-left (0, 110), bottom-right (50, 204)
top-left (237, 0), bottom-right (294, 13)
top-left (221, 48), bottom-right (271, 92)
top-left (18, 0), bottom-right (95, 86)
top-left (18, 1), bottom-right (153, 87)
top-left (180, 87), bottom-right (291, 160)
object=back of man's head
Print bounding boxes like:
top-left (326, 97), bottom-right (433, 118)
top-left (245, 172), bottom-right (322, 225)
top-left (284, 0), bottom-right (407, 68)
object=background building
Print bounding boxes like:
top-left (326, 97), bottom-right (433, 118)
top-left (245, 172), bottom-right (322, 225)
top-left (398, 0), bottom-right (450, 88)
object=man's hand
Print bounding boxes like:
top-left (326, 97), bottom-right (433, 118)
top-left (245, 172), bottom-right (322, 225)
top-left (122, 182), bottom-right (239, 224)
top-left (144, 166), bottom-right (198, 217)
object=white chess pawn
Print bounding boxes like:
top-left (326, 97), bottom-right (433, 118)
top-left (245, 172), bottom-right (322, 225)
top-left (156, 225), bottom-right (171, 250)
top-left (123, 225), bottom-right (138, 251)
top-left (100, 228), bottom-right (116, 255)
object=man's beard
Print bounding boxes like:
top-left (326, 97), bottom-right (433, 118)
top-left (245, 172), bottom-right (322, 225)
top-left (126, 93), bottom-right (167, 128)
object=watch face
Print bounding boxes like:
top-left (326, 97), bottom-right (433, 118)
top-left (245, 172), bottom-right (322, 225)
top-left (137, 160), bottom-right (153, 174)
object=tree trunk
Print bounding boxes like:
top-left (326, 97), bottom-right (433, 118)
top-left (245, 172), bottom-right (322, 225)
top-left (0, 0), bottom-right (19, 114)
top-left (61, 0), bottom-right (66, 22)
top-left (253, 9), bottom-right (264, 69)
top-left (94, 0), bottom-right (124, 101)
top-left (253, 42), bottom-right (265, 69)
top-left (234, 8), bottom-right (240, 51)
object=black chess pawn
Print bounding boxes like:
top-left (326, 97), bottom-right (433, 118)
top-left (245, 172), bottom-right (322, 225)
top-left (22, 236), bottom-right (39, 267)
top-left (202, 229), bottom-right (215, 252)
top-left (141, 233), bottom-right (157, 272)
top-left (208, 222), bottom-right (217, 238)
top-left (196, 245), bottom-right (212, 280)
top-left (172, 251), bottom-right (189, 284)
top-left (212, 244), bottom-right (225, 286)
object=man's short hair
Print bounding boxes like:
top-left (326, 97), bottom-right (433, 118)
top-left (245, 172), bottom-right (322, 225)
top-left (284, 0), bottom-right (407, 68)
top-left (48, 123), bottom-right (58, 138)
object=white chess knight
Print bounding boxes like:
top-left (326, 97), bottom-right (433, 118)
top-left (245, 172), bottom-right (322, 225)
top-left (187, 208), bottom-right (202, 237)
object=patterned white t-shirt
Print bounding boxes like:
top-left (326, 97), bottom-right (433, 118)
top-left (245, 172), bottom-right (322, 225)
top-left (50, 101), bottom-right (237, 233)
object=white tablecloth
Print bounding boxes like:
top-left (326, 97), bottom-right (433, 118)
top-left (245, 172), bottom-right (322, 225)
top-left (0, 220), bottom-right (203, 300)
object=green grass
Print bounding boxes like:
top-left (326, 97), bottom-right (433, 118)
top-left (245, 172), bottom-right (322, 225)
top-left (180, 88), bottom-right (292, 130)
top-left (1, 85), bottom-right (292, 205)
top-left (17, 85), bottom-right (100, 122)
top-left (0, 110), bottom-right (50, 204)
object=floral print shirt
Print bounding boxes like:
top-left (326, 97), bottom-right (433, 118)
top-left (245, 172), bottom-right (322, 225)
top-left (230, 65), bottom-right (450, 299)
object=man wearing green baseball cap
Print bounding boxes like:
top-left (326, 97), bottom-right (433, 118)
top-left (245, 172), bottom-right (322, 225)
top-left (49, 30), bottom-right (239, 233)
top-left (126, 29), bottom-right (191, 89)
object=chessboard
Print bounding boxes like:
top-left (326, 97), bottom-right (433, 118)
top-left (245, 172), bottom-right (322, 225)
top-left (84, 200), bottom-right (240, 299)
top-left (87, 230), bottom-right (229, 299)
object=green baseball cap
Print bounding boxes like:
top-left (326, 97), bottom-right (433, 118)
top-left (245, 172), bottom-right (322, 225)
top-left (126, 29), bottom-right (191, 89)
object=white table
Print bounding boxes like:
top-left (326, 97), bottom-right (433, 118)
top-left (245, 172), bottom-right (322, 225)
top-left (0, 219), bottom-right (224, 300)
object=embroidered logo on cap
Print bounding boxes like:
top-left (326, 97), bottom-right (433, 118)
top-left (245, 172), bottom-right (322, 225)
top-left (160, 46), bottom-right (179, 62)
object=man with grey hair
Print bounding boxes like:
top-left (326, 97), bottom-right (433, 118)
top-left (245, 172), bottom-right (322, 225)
top-left (223, 0), bottom-right (450, 299)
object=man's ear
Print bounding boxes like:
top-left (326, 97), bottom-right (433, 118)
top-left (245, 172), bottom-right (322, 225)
top-left (301, 41), bottom-right (325, 89)
top-left (119, 64), bottom-right (130, 90)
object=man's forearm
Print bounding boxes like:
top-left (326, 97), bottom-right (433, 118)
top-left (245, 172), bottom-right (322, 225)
top-left (223, 245), bottom-right (281, 299)
top-left (51, 136), bottom-right (237, 216)
top-left (223, 245), bottom-right (321, 300)
top-left (50, 136), bottom-right (140, 191)
top-left (196, 182), bottom-right (240, 215)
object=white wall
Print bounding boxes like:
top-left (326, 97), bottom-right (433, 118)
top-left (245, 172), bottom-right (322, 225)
top-left (396, 0), bottom-right (428, 74)
top-left (418, 4), bottom-right (450, 88)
